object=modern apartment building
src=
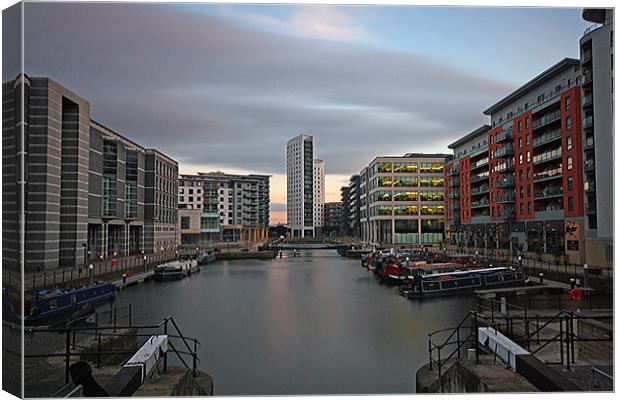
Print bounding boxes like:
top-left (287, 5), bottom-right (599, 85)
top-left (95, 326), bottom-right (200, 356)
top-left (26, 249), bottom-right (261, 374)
top-left (2, 75), bottom-right (178, 272)
top-left (313, 158), bottom-right (325, 236)
top-left (178, 172), bottom-right (270, 244)
top-left (360, 154), bottom-right (447, 246)
top-left (446, 58), bottom-right (587, 264)
top-left (580, 8), bottom-right (614, 267)
top-left (323, 202), bottom-right (344, 237)
top-left (340, 175), bottom-right (362, 237)
top-left (286, 134), bottom-right (324, 238)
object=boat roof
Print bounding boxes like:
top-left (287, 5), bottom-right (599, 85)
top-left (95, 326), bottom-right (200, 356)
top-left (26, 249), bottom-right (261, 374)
top-left (422, 266), bottom-right (511, 278)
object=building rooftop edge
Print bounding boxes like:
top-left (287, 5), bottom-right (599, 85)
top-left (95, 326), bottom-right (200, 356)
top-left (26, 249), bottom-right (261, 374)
top-left (482, 57), bottom-right (580, 116)
top-left (447, 124), bottom-right (492, 149)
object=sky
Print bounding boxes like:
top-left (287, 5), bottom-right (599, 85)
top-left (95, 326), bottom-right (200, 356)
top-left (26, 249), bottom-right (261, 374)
top-left (8, 2), bottom-right (590, 223)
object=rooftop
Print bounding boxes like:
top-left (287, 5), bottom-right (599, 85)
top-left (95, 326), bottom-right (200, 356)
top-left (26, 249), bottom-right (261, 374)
top-left (447, 125), bottom-right (491, 149)
top-left (483, 58), bottom-right (580, 115)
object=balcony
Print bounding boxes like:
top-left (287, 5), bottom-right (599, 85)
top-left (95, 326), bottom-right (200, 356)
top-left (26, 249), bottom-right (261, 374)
top-left (583, 116), bottom-right (594, 129)
top-left (495, 176), bottom-right (515, 188)
top-left (470, 157), bottom-right (489, 170)
top-left (448, 191), bottom-right (460, 199)
top-left (583, 136), bottom-right (594, 150)
top-left (470, 185), bottom-right (489, 196)
top-left (471, 199), bottom-right (490, 209)
top-left (582, 94), bottom-right (593, 108)
top-left (532, 110), bottom-right (561, 130)
top-left (495, 129), bottom-right (513, 143)
top-left (470, 174), bottom-right (489, 184)
top-left (448, 167), bottom-right (459, 176)
top-left (532, 129), bottom-right (562, 148)
top-left (583, 73), bottom-right (593, 85)
top-left (448, 203), bottom-right (460, 211)
top-left (497, 206), bottom-right (516, 219)
top-left (581, 50), bottom-right (592, 64)
top-left (449, 179), bottom-right (460, 188)
top-left (493, 160), bottom-right (515, 173)
top-left (493, 144), bottom-right (514, 158)
top-left (534, 187), bottom-right (563, 200)
top-left (584, 158), bottom-right (595, 172)
top-left (496, 192), bottom-right (516, 203)
top-left (585, 180), bottom-right (596, 193)
top-left (533, 167), bottom-right (562, 183)
top-left (532, 147), bottom-right (562, 165)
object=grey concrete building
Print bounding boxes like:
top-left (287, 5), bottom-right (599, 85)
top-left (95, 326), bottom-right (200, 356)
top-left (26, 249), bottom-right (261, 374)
top-left (323, 201), bottom-right (344, 237)
top-left (178, 172), bottom-right (270, 244)
top-left (3, 75), bottom-right (178, 272)
top-left (580, 8), bottom-right (614, 268)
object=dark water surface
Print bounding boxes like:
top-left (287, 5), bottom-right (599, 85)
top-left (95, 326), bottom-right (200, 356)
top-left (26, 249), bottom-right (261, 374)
top-left (110, 250), bottom-right (474, 395)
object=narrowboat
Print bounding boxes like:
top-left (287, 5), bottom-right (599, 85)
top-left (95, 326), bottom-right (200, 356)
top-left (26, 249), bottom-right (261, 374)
top-left (197, 252), bottom-right (216, 265)
top-left (154, 259), bottom-right (199, 280)
top-left (407, 267), bottom-right (526, 299)
top-left (13, 283), bottom-right (116, 325)
top-left (398, 263), bottom-right (480, 296)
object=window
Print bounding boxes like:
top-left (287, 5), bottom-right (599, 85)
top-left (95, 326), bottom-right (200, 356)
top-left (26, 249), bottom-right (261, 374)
top-left (181, 216), bottom-right (190, 229)
top-left (526, 134), bottom-right (530, 146)
top-left (555, 85), bottom-right (561, 92)
top-left (566, 116), bottom-right (572, 130)
top-left (565, 96), bottom-right (571, 111)
top-left (519, 154), bottom-right (523, 165)
top-left (568, 197), bottom-right (574, 212)
top-left (567, 176), bottom-right (574, 191)
top-left (567, 156), bottom-right (573, 170)
top-left (566, 136), bottom-right (573, 150)
top-left (537, 94), bottom-right (544, 102)
top-left (525, 117), bottom-right (529, 129)
top-left (518, 121), bottom-right (522, 132)
top-left (528, 203), bottom-right (532, 214)
top-left (526, 151), bottom-right (531, 162)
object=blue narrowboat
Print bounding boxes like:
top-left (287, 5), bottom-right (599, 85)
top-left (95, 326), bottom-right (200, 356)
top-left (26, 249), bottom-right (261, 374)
top-left (23, 283), bottom-right (116, 325)
top-left (407, 267), bottom-right (526, 299)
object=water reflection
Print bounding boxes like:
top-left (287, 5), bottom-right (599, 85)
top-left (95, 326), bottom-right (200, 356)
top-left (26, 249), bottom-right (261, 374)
top-left (110, 250), bottom-right (474, 395)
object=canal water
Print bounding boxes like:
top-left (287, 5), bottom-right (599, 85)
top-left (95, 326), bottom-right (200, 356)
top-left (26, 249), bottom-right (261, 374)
top-left (110, 250), bottom-right (474, 395)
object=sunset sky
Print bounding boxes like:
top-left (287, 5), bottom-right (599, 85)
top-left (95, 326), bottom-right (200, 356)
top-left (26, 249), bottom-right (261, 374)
top-left (11, 2), bottom-right (590, 224)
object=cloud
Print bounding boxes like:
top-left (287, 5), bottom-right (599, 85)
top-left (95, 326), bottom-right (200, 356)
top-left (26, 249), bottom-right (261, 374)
top-left (20, 3), bottom-right (520, 220)
top-left (218, 5), bottom-right (374, 43)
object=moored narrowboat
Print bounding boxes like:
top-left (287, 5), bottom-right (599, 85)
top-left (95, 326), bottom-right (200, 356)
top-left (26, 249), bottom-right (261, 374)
top-left (407, 267), bottom-right (526, 299)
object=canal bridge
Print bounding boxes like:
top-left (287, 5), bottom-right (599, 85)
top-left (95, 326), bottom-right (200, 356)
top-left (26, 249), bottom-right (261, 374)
top-left (271, 242), bottom-right (349, 250)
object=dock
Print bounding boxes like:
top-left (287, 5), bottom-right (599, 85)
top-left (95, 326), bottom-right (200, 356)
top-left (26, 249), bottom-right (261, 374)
top-left (112, 270), bottom-right (154, 290)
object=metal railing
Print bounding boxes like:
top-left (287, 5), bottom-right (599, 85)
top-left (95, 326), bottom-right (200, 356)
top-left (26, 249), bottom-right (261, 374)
top-left (427, 300), bottom-right (613, 392)
top-left (24, 315), bottom-right (201, 385)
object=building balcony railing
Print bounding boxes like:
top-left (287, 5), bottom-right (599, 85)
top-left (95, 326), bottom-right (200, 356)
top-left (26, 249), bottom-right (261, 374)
top-left (449, 179), bottom-right (460, 188)
top-left (448, 191), bottom-right (460, 199)
top-left (534, 187), bottom-right (563, 200)
top-left (497, 206), bottom-right (516, 219)
top-left (470, 174), bottom-right (489, 184)
top-left (470, 185), bottom-right (489, 196)
top-left (532, 147), bottom-right (562, 165)
top-left (583, 23), bottom-right (603, 36)
top-left (584, 159), bottom-right (595, 172)
top-left (581, 50), bottom-right (592, 64)
top-left (471, 199), bottom-right (490, 209)
top-left (583, 116), bottom-right (594, 129)
top-left (583, 136), bottom-right (594, 150)
top-left (470, 157), bottom-right (489, 170)
top-left (495, 176), bottom-right (515, 188)
top-left (532, 110), bottom-right (562, 130)
top-left (585, 180), bottom-right (596, 193)
top-left (533, 167), bottom-right (563, 182)
top-left (583, 73), bottom-right (593, 85)
top-left (532, 128), bottom-right (562, 148)
top-left (493, 160), bottom-right (515, 173)
top-left (493, 145), bottom-right (514, 158)
top-left (447, 166), bottom-right (459, 176)
top-left (582, 94), bottom-right (593, 108)
top-left (496, 192), bottom-right (516, 203)
top-left (495, 129), bottom-right (513, 143)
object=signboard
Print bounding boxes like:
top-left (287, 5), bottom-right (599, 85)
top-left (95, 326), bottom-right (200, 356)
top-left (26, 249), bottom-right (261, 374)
top-left (567, 240), bottom-right (579, 251)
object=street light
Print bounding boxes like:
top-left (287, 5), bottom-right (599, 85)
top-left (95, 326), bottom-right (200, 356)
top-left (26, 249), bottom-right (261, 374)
top-left (143, 255), bottom-right (148, 273)
top-left (583, 264), bottom-right (589, 288)
top-left (88, 264), bottom-right (94, 286)
top-left (518, 255), bottom-right (522, 268)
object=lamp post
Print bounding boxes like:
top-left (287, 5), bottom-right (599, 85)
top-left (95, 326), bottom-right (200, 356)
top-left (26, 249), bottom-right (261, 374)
top-left (518, 255), bottom-right (522, 268)
top-left (88, 264), bottom-right (94, 286)
top-left (583, 264), bottom-right (589, 288)
top-left (475, 250), bottom-right (479, 264)
top-left (143, 255), bottom-right (148, 273)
